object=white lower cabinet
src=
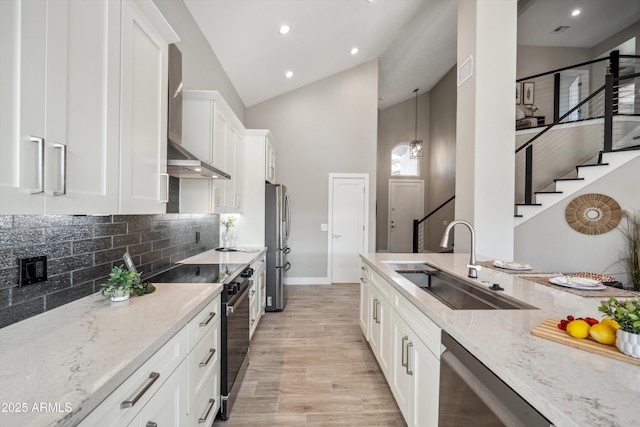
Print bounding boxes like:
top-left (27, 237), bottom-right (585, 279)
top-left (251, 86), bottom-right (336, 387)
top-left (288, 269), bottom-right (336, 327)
top-left (249, 254), bottom-right (266, 339)
top-left (79, 295), bottom-right (222, 427)
top-left (127, 360), bottom-right (187, 427)
top-left (359, 259), bottom-right (441, 427)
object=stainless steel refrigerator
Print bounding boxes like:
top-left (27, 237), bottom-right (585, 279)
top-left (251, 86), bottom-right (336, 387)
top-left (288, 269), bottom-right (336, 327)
top-left (265, 184), bottom-right (291, 311)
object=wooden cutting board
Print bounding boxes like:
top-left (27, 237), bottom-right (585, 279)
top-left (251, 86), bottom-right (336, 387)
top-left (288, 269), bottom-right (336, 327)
top-left (531, 318), bottom-right (640, 366)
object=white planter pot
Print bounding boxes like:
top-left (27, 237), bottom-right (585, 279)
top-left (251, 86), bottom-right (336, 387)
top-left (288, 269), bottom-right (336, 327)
top-left (110, 289), bottom-right (130, 302)
top-left (616, 329), bottom-right (640, 359)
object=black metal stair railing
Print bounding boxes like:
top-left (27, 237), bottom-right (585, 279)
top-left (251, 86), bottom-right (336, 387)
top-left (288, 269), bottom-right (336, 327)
top-left (412, 195), bottom-right (455, 253)
top-left (516, 51), bottom-right (640, 208)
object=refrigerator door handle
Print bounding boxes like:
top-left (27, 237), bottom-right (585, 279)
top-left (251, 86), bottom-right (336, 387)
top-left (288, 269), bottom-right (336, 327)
top-left (283, 262), bottom-right (291, 272)
top-left (284, 247), bottom-right (291, 255)
top-left (284, 192), bottom-right (291, 242)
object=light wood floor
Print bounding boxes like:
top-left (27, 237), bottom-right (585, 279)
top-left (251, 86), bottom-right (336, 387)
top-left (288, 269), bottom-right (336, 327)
top-left (214, 284), bottom-right (406, 426)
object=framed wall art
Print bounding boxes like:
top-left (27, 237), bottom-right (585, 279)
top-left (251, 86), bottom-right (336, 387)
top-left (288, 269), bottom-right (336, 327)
top-left (516, 83), bottom-right (521, 105)
top-left (523, 82), bottom-right (535, 105)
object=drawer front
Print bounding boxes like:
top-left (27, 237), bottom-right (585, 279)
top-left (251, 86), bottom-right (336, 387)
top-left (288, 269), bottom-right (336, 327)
top-left (360, 260), bottom-right (371, 281)
top-left (188, 369), bottom-right (219, 427)
top-left (394, 290), bottom-right (441, 357)
top-left (187, 294), bottom-right (221, 352)
top-left (370, 269), bottom-right (393, 302)
top-left (79, 327), bottom-right (188, 427)
top-left (187, 317), bottom-right (220, 410)
top-left (252, 254), bottom-right (266, 274)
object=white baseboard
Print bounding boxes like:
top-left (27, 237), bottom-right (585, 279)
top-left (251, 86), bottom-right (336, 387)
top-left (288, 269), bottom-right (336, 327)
top-left (284, 277), bottom-right (331, 285)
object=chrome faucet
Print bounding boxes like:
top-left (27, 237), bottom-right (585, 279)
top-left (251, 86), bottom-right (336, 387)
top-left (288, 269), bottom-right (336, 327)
top-left (440, 220), bottom-right (481, 279)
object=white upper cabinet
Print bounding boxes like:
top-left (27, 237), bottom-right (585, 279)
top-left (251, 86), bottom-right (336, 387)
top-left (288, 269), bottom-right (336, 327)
top-left (0, 0), bottom-right (176, 215)
top-left (119, 0), bottom-right (178, 214)
top-left (180, 90), bottom-right (244, 214)
top-left (0, 0), bottom-right (121, 214)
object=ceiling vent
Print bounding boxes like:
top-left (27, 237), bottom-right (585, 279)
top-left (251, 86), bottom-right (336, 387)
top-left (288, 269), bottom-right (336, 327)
top-left (551, 26), bottom-right (570, 34)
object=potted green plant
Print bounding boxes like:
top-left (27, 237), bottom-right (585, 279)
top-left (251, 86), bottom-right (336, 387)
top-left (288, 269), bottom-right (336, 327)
top-left (620, 210), bottom-right (640, 291)
top-left (599, 296), bottom-right (640, 359)
top-left (99, 265), bottom-right (141, 302)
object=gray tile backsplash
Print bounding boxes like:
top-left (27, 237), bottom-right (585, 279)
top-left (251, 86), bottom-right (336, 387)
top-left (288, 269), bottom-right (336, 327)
top-left (0, 214), bottom-right (219, 329)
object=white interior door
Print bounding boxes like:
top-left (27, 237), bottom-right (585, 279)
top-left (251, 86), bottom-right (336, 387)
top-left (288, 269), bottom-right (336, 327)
top-left (388, 180), bottom-right (424, 252)
top-left (329, 174), bottom-right (368, 283)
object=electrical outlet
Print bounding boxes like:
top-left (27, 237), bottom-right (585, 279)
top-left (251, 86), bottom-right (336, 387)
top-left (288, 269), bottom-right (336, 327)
top-left (18, 255), bottom-right (48, 287)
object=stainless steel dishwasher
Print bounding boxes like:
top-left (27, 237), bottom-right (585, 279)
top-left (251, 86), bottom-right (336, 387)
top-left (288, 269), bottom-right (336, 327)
top-left (439, 331), bottom-right (553, 427)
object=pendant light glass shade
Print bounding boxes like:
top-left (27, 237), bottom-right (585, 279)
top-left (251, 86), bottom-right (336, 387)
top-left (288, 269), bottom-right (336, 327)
top-left (410, 88), bottom-right (422, 159)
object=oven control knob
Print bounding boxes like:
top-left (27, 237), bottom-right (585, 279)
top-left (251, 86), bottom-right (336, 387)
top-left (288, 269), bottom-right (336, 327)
top-left (241, 268), bottom-right (254, 278)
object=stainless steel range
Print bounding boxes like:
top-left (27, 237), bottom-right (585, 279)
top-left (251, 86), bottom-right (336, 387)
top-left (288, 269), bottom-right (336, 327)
top-left (145, 262), bottom-right (252, 420)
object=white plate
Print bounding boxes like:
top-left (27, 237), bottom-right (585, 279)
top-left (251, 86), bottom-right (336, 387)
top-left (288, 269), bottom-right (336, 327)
top-left (492, 260), bottom-right (532, 271)
top-left (549, 276), bottom-right (607, 290)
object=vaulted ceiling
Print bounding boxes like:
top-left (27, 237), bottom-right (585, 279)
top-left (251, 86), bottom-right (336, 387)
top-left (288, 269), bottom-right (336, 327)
top-left (184, 0), bottom-right (640, 110)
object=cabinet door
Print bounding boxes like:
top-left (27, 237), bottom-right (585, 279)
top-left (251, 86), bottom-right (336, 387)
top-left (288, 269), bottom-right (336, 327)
top-left (128, 360), bottom-right (187, 427)
top-left (359, 277), bottom-right (370, 336)
top-left (44, 0), bottom-right (120, 214)
top-left (0, 0), bottom-right (46, 214)
top-left (391, 314), bottom-right (413, 423)
top-left (410, 336), bottom-right (439, 427)
top-left (231, 127), bottom-right (244, 212)
top-left (119, 0), bottom-right (171, 214)
top-left (265, 139), bottom-right (276, 183)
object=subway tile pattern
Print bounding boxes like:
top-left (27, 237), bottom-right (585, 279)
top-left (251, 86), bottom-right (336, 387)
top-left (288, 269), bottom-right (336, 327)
top-left (0, 214), bottom-right (219, 329)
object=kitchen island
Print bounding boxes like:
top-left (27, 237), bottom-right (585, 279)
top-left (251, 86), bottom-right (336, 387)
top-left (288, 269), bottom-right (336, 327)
top-left (361, 252), bottom-right (639, 427)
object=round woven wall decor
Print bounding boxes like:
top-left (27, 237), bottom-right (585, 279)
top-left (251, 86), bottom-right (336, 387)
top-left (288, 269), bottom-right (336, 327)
top-left (565, 193), bottom-right (622, 235)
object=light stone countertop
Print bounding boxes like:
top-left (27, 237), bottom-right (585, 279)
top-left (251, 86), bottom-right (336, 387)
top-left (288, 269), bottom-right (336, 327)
top-left (178, 247), bottom-right (266, 265)
top-left (0, 282), bottom-right (223, 427)
top-left (361, 252), bottom-right (640, 427)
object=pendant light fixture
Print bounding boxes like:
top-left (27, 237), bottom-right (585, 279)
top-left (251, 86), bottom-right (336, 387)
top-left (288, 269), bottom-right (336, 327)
top-left (410, 88), bottom-right (423, 159)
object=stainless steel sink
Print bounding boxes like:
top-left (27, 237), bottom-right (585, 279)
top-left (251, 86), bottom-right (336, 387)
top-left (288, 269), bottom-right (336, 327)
top-left (397, 270), bottom-right (537, 310)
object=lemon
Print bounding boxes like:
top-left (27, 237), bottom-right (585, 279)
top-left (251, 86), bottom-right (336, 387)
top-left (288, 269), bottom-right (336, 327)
top-left (589, 323), bottom-right (616, 345)
top-left (565, 319), bottom-right (590, 338)
top-left (601, 318), bottom-right (620, 330)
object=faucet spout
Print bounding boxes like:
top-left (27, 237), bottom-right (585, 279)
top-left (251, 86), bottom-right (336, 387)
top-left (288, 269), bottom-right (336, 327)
top-left (440, 220), bottom-right (481, 279)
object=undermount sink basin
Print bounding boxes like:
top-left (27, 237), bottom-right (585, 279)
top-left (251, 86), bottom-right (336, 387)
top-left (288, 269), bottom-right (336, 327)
top-left (393, 267), bottom-right (537, 310)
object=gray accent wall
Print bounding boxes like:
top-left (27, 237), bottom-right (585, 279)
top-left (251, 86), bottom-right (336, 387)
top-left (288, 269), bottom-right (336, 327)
top-left (376, 92), bottom-right (429, 252)
top-left (246, 60), bottom-right (379, 281)
top-left (0, 214), bottom-right (219, 328)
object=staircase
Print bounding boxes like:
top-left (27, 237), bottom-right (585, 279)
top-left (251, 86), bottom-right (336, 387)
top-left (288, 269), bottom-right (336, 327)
top-left (514, 147), bottom-right (640, 226)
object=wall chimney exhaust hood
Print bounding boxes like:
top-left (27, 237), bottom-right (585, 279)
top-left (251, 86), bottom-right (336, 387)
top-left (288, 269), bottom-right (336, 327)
top-left (167, 140), bottom-right (230, 179)
top-left (167, 44), bottom-right (230, 180)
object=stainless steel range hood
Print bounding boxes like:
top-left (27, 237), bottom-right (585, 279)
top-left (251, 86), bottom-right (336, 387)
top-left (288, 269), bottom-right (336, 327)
top-left (167, 139), bottom-right (230, 179)
top-left (167, 44), bottom-right (230, 180)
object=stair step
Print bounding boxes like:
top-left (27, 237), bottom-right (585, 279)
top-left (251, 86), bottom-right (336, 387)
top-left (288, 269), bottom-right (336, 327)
top-left (554, 177), bottom-right (584, 183)
top-left (576, 163), bottom-right (608, 171)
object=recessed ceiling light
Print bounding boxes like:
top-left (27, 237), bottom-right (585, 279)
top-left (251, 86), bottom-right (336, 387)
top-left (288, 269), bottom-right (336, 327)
top-left (279, 24), bottom-right (290, 35)
top-left (571, 9), bottom-right (581, 17)
top-left (350, 47), bottom-right (359, 55)
top-left (285, 70), bottom-right (294, 79)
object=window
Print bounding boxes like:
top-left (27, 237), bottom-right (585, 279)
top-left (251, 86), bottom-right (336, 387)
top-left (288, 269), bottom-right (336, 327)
top-left (391, 143), bottom-right (420, 176)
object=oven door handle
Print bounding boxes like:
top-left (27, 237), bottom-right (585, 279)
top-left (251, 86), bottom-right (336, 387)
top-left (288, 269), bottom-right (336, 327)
top-left (226, 285), bottom-right (250, 315)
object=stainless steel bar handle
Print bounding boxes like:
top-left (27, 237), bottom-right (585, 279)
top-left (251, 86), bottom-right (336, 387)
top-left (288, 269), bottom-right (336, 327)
top-left (372, 298), bottom-right (378, 322)
top-left (199, 348), bottom-right (216, 367)
top-left (30, 136), bottom-right (45, 194)
top-left (284, 247), bottom-right (291, 255)
top-left (401, 336), bottom-right (409, 368)
top-left (160, 173), bottom-right (169, 203)
top-left (374, 300), bottom-right (381, 324)
top-left (406, 342), bottom-right (414, 375)
top-left (146, 422), bottom-right (157, 427)
top-left (199, 311), bottom-right (216, 327)
top-left (120, 372), bottom-right (160, 408)
top-left (198, 398), bottom-right (216, 423)
top-left (52, 142), bottom-right (67, 196)
top-left (284, 261), bottom-right (291, 272)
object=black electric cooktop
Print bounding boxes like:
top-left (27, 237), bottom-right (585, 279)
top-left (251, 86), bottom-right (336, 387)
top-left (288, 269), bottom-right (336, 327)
top-left (145, 263), bottom-right (246, 285)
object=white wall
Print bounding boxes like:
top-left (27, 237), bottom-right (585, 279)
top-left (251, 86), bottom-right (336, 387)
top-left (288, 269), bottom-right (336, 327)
top-left (246, 60), bottom-right (379, 282)
top-left (153, 0), bottom-right (246, 122)
top-left (515, 157), bottom-right (640, 285)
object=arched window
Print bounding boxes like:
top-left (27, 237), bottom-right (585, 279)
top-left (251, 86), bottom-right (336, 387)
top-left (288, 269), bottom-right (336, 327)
top-left (391, 143), bottom-right (420, 176)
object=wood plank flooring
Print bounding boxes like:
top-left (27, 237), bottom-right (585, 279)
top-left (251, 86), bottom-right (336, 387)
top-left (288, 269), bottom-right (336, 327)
top-left (214, 284), bottom-right (406, 426)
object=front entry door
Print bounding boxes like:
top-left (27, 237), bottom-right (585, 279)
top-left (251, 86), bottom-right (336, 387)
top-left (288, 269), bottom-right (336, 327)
top-left (388, 180), bottom-right (424, 252)
top-left (329, 174), bottom-right (369, 283)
